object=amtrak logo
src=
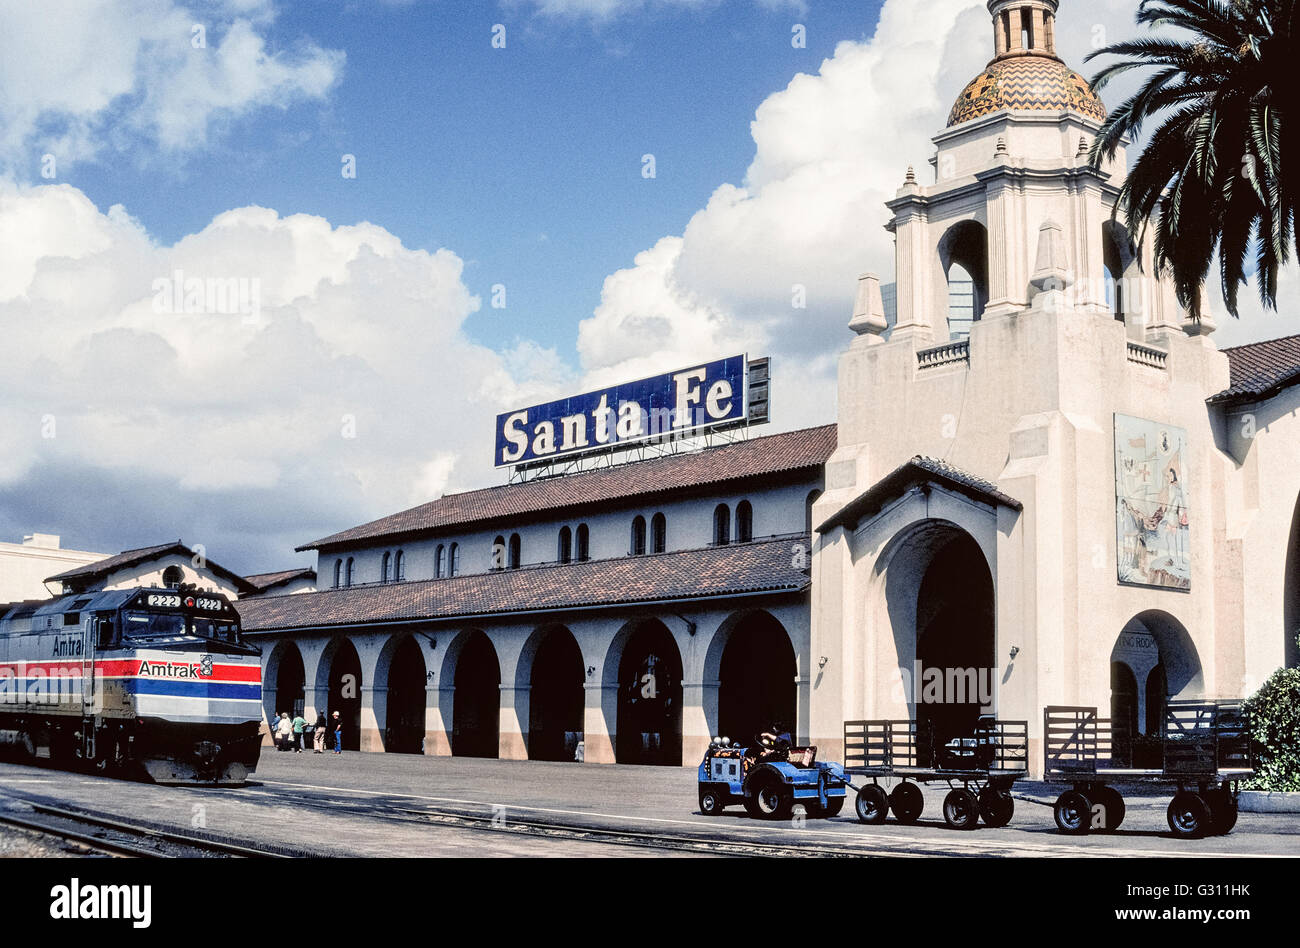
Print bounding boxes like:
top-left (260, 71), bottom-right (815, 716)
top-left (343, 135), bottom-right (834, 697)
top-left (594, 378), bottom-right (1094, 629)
top-left (198, 655), bottom-right (214, 677)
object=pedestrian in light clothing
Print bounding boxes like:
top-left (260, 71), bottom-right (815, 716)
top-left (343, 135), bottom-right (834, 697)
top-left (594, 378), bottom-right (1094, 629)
top-left (291, 712), bottom-right (307, 753)
top-left (332, 710), bottom-right (343, 754)
top-left (313, 712), bottom-right (327, 753)
top-left (276, 712), bottom-right (293, 751)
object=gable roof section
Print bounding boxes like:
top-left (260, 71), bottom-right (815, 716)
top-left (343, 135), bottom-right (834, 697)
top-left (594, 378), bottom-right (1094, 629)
top-left (817, 456), bottom-right (1022, 534)
top-left (244, 568), bottom-right (316, 592)
top-left (237, 536), bottom-right (808, 632)
top-left (1210, 333), bottom-right (1300, 406)
top-left (46, 542), bottom-right (258, 595)
top-left (299, 424), bottom-right (836, 552)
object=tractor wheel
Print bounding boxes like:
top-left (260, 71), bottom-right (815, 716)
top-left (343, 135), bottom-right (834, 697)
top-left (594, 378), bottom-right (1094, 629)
top-left (1053, 790), bottom-right (1092, 835)
top-left (855, 785), bottom-right (889, 824)
top-left (698, 786), bottom-right (725, 816)
top-left (942, 788), bottom-right (980, 830)
top-left (1167, 792), bottom-right (1211, 839)
top-left (977, 787), bottom-right (1015, 828)
top-left (888, 783), bottom-right (924, 824)
top-left (1091, 786), bottom-right (1125, 832)
top-left (750, 774), bottom-right (792, 821)
top-left (1205, 788), bottom-right (1239, 836)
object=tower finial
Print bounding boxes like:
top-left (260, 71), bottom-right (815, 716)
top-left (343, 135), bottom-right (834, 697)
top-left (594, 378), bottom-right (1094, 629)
top-left (988, 0), bottom-right (1059, 59)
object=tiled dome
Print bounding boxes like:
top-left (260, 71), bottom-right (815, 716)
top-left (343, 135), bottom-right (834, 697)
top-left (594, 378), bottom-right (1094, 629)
top-left (948, 55), bottom-right (1107, 127)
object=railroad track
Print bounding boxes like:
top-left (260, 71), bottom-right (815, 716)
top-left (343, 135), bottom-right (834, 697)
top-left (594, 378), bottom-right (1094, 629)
top-left (0, 803), bottom-right (292, 859)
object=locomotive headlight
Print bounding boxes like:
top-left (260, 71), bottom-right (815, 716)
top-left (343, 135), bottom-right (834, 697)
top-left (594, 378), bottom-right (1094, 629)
top-left (184, 597), bottom-right (196, 608)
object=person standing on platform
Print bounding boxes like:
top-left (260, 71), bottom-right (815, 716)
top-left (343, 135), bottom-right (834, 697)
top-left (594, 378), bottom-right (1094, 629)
top-left (313, 712), bottom-right (327, 754)
top-left (291, 712), bottom-right (307, 753)
top-left (276, 712), bottom-right (293, 751)
top-left (332, 710), bottom-right (343, 754)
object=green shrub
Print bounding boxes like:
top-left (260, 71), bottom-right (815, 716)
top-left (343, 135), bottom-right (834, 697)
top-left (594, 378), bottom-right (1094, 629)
top-left (1242, 666), bottom-right (1300, 792)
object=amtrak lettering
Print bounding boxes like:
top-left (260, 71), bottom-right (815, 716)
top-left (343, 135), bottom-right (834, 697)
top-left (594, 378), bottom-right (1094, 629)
top-left (51, 635), bottom-right (83, 658)
top-left (495, 355), bottom-right (747, 467)
top-left (136, 660), bottom-right (211, 679)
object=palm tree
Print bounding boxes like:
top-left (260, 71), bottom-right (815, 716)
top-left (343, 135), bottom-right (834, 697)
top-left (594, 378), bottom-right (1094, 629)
top-left (1087, 0), bottom-right (1295, 319)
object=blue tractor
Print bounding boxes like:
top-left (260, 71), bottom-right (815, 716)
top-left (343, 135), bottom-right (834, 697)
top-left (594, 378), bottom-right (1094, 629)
top-left (697, 736), bottom-right (848, 820)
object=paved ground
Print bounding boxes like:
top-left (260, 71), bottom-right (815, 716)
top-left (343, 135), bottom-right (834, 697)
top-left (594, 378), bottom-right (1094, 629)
top-left (1, 752), bottom-right (1297, 857)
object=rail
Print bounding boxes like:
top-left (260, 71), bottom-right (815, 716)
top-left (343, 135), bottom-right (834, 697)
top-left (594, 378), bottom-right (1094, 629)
top-left (916, 339), bottom-right (971, 370)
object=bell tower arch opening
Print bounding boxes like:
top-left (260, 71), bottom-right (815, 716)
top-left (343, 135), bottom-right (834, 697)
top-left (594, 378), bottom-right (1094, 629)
top-left (938, 221), bottom-right (988, 340)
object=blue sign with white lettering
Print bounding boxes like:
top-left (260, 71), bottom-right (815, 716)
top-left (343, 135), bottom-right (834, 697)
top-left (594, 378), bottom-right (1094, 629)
top-left (496, 355), bottom-right (748, 467)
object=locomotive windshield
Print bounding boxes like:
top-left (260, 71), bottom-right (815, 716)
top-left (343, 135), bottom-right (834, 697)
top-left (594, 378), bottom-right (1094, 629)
top-left (121, 610), bottom-right (244, 647)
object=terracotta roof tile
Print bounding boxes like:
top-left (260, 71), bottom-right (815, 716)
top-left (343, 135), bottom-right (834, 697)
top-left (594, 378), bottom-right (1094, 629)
top-left (1210, 333), bottom-right (1300, 404)
top-left (244, 568), bottom-right (316, 592)
top-left (299, 424), bottom-right (835, 551)
top-left (237, 537), bottom-right (809, 632)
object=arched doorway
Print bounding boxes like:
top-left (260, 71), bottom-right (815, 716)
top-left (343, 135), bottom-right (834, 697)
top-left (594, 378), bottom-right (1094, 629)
top-left (615, 620), bottom-right (683, 765)
top-left (452, 631), bottom-right (500, 758)
top-left (915, 531), bottom-right (994, 759)
top-left (1285, 493), bottom-right (1299, 668)
top-left (272, 642), bottom-right (305, 720)
top-left (325, 639), bottom-right (362, 752)
top-left (880, 522), bottom-right (995, 764)
top-left (527, 627), bottom-right (585, 761)
top-left (1110, 661), bottom-right (1138, 766)
top-left (716, 612), bottom-right (796, 746)
top-left (384, 636), bottom-right (427, 754)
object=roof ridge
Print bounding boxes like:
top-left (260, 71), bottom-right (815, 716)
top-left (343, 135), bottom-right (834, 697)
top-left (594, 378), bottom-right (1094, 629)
top-left (1220, 332), bottom-right (1300, 353)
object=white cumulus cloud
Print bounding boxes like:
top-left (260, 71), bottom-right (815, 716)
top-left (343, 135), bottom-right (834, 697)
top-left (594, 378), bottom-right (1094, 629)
top-left (0, 0), bottom-right (343, 168)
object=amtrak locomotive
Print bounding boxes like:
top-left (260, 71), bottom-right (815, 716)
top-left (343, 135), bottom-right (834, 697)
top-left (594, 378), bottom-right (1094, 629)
top-left (0, 586), bottom-right (262, 784)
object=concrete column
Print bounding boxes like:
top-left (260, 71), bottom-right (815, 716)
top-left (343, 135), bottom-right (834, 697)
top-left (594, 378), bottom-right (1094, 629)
top-left (1030, 7), bottom-right (1045, 51)
top-left (360, 685), bottom-right (386, 753)
top-left (681, 679), bottom-right (716, 765)
top-left (994, 11), bottom-right (1008, 56)
top-left (891, 204), bottom-right (935, 345)
top-left (424, 685), bottom-right (452, 756)
top-left (795, 674), bottom-right (812, 747)
top-left (499, 684), bottom-right (529, 760)
top-left (1008, 6), bottom-right (1023, 51)
top-left (583, 681), bottom-right (617, 764)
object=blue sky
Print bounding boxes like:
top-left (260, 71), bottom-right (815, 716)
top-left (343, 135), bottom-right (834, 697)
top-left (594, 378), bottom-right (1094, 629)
top-left (0, 0), bottom-right (1293, 574)
top-left (65, 0), bottom-right (884, 357)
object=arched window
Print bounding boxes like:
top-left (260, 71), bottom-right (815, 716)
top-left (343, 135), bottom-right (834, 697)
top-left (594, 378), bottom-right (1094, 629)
top-left (1103, 222), bottom-right (1138, 323)
top-left (508, 534), bottom-right (521, 570)
top-left (435, 545), bottom-right (445, 579)
top-left (381, 551), bottom-right (391, 583)
top-left (735, 500), bottom-right (753, 543)
top-left (805, 489), bottom-right (823, 536)
top-left (450, 543), bottom-right (460, 577)
top-left (492, 536), bottom-right (506, 571)
top-left (333, 559), bottom-right (342, 588)
top-left (345, 557), bottom-right (355, 587)
top-left (631, 516), bottom-right (647, 556)
top-left (576, 525), bottom-right (589, 562)
top-left (938, 220), bottom-right (988, 341)
top-left (394, 550), bottom-right (406, 581)
top-left (651, 513), bottom-right (666, 554)
top-left (713, 504), bottom-right (731, 546)
top-left (558, 526), bottom-right (572, 564)
top-left (161, 565), bottom-right (183, 588)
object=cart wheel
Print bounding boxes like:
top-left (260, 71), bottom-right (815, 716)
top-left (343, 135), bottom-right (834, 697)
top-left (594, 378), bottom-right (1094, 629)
top-left (810, 796), bottom-right (845, 819)
top-left (1091, 786), bottom-right (1125, 832)
top-left (855, 785), bottom-right (889, 825)
top-left (942, 788), bottom-right (979, 830)
top-left (751, 775), bottom-right (792, 821)
top-left (1053, 790), bottom-right (1092, 835)
top-left (1204, 788), bottom-right (1238, 836)
top-left (888, 783), bottom-right (924, 824)
top-left (1167, 792), bottom-right (1210, 838)
top-left (977, 787), bottom-right (1015, 828)
top-left (699, 786), bottom-right (725, 816)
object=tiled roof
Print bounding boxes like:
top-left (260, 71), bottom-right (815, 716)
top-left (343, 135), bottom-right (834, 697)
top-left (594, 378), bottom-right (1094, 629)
top-left (237, 536), bottom-right (810, 632)
top-left (299, 424), bottom-right (836, 552)
top-left (817, 455), bottom-right (1022, 534)
top-left (45, 541), bottom-right (258, 595)
top-left (244, 568), bottom-right (316, 592)
top-left (1210, 333), bottom-right (1300, 405)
